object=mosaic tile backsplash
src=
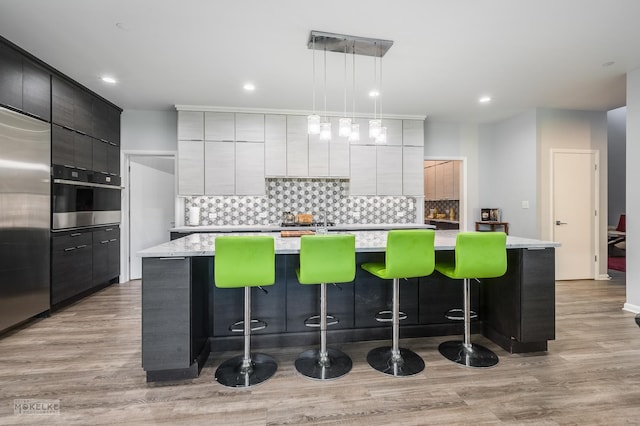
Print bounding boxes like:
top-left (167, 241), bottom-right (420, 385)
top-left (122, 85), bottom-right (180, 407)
top-left (424, 200), bottom-right (460, 220)
top-left (184, 178), bottom-right (417, 226)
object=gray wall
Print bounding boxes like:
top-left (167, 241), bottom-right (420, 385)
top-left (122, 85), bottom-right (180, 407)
top-left (607, 106), bottom-right (626, 227)
top-left (121, 109), bottom-right (177, 152)
top-left (479, 110), bottom-right (538, 238)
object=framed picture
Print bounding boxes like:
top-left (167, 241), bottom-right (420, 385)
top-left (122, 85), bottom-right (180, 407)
top-left (481, 209), bottom-right (491, 221)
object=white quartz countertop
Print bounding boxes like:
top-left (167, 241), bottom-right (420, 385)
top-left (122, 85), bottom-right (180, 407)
top-left (170, 223), bottom-right (435, 233)
top-left (139, 229), bottom-right (560, 258)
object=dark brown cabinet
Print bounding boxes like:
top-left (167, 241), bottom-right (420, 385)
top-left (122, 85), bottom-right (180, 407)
top-left (92, 226), bottom-right (120, 287)
top-left (0, 43), bottom-right (51, 120)
top-left (51, 231), bottom-right (93, 305)
top-left (51, 76), bottom-right (74, 128)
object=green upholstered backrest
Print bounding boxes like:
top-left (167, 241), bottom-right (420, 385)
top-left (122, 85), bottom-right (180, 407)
top-left (449, 232), bottom-right (507, 279)
top-left (384, 229), bottom-right (436, 279)
top-left (214, 235), bottom-right (275, 288)
top-left (297, 234), bottom-right (356, 285)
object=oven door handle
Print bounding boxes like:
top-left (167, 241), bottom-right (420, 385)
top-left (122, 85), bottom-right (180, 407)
top-left (53, 179), bottom-right (122, 190)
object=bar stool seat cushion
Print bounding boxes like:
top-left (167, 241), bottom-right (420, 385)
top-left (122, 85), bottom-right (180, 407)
top-left (362, 229), bottom-right (435, 279)
top-left (435, 232), bottom-right (507, 279)
top-left (215, 236), bottom-right (275, 288)
top-left (297, 234), bottom-right (356, 284)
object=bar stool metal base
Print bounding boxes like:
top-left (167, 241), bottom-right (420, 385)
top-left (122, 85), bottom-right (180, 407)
top-left (367, 346), bottom-right (425, 377)
top-left (438, 340), bottom-right (498, 368)
top-left (215, 353), bottom-right (277, 388)
top-left (295, 348), bottom-right (352, 380)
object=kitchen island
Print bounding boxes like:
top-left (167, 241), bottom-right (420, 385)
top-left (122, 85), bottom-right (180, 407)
top-left (139, 229), bottom-right (558, 382)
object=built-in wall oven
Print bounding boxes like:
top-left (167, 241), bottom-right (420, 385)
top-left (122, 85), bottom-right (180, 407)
top-left (52, 165), bottom-right (121, 230)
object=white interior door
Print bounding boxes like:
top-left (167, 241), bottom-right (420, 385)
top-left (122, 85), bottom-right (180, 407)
top-left (129, 156), bottom-right (175, 280)
top-left (552, 150), bottom-right (597, 280)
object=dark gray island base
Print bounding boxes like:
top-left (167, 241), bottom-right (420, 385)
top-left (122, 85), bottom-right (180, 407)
top-left (140, 231), bottom-right (556, 382)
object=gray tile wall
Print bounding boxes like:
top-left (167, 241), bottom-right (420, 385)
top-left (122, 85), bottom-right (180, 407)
top-left (184, 178), bottom-right (417, 225)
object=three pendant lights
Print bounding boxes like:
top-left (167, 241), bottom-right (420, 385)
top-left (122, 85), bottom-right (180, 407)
top-left (306, 31), bottom-right (393, 143)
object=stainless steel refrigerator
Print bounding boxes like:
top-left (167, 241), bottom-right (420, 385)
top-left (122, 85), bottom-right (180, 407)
top-left (0, 106), bottom-right (51, 333)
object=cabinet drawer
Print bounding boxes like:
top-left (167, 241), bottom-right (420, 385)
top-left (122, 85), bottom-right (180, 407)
top-left (52, 231), bottom-right (93, 251)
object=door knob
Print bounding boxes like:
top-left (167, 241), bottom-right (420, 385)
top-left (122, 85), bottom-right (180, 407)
top-left (555, 220), bottom-right (568, 225)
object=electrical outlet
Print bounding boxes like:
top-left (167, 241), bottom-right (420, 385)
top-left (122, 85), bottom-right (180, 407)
top-left (259, 212), bottom-right (268, 218)
top-left (521, 200), bottom-right (530, 209)
top-left (352, 212), bottom-right (361, 219)
top-left (397, 211), bottom-right (406, 217)
top-left (208, 212), bottom-right (217, 219)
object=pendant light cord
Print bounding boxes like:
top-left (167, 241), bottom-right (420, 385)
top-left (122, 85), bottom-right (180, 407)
top-left (352, 43), bottom-right (356, 121)
top-left (312, 36), bottom-right (316, 114)
top-left (343, 41), bottom-right (347, 117)
top-left (323, 45), bottom-right (327, 120)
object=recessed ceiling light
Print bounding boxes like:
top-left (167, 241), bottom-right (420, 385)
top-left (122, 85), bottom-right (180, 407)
top-left (243, 83), bottom-right (255, 91)
top-left (479, 96), bottom-right (492, 104)
top-left (101, 76), bottom-right (117, 84)
top-left (369, 90), bottom-right (380, 97)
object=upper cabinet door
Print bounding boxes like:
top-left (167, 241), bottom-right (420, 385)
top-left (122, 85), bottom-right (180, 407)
top-left (177, 111), bottom-right (204, 141)
top-left (350, 145), bottom-right (377, 196)
top-left (376, 145), bottom-right (403, 195)
top-left (235, 113), bottom-right (265, 142)
top-left (308, 134), bottom-right (329, 177)
top-left (235, 142), bottom-right (265, 195)
top-left (52, 76), bottom-right (74, 129)
top-left (329, 117), bottom-right (350, 177)
top-left (21, 59), bottom-right (50, 121)
top-left (0, 43), bottom-right (23, 110)
top-left (403, 120), bottom-right (424, 146)
top-left (402, 146), bottom-right (424, 196)
top-left (265, 114), bottom-right (287, 177)
top-left (382, 119), bottom-right (402, 146)
top-left (286, 115), bottom-right (308, 177)
top-left (73, 88), bottom-right (93, 135)
top-left (204, 141), bottom-right (235, 195)
top-left (178, 140), bottom-right (204, 195)
top-left (205, 112), bottom-right (234, 141)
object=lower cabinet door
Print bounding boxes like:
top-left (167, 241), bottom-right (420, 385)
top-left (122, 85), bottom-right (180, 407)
top-left (51, 244), bottom-right (93, 305)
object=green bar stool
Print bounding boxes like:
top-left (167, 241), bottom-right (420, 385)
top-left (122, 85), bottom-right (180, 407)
top-left (214, 235), bottom-right (277, 388)
top-left (295, 234), bottom-right (356, 380)
top-left (436, 231), bottom-right (507, 368)
top-left (361, 229), bottom-right (435, 377)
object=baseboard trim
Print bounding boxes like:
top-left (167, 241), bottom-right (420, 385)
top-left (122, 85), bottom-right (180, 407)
top-left (623, 303), bottom-right (640, 314)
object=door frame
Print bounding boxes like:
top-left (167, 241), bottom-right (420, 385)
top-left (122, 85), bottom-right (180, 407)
top-left (121, 150), bottom-right (177, 283)
top-left (549, 148), bottom-right (600, 279)
top-left (422, 156), bottom-right (467, 231)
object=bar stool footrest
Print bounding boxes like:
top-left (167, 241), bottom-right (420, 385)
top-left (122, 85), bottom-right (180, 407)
top-left (438, 340), bottom-right (498, 368)
top-left (444, 308), bottom-right (478, 321)
top-left (215, 353), bottom-right (277, 388)
top-left (374, 310), bottom-right (408, 323)
top-left (295, 348), bottom-right (352, 380)
top-left (304, 314), bottom-right (339, 328)
top-left (229, 319), bottom-right (267, 333)
top-left (366, 346), bottom-right (425, 377)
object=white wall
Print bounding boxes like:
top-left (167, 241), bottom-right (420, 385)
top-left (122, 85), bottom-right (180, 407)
top-left (607, 107), bottom-right (626, 227)
top-left (625, 68), bottom-right (640, 312)
top-left (479, 110), bottom-right (538, 238)
top-left (121, 109), bottom-right (177, 152)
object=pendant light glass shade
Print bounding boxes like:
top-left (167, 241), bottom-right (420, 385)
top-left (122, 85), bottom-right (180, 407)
top-left (339, 117), bottom-right (352, 137)
top-left (319, 121), bottom-right (332, 141)
top-left (349, 123), bottom-right (360, 142)
top-left (369, 119), bottom-right (381, 138)
top-left (308, 114), bottom-right (321, 135)
top-left (375, 126), bottom-right (387, 144)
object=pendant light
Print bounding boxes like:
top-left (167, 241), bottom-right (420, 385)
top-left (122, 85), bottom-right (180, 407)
top-left (375, 46), bottom-right (387, 144)
top-left (307, 35), bottom-right (320, 135)
top-left (338, 41), bottom-right (352, 137)
top-left (369, 42), bottom-right (382, 139)
top-left (348, 43), bottom-right (360, 142)
top-left (319, 44), bottom-right (332, 141)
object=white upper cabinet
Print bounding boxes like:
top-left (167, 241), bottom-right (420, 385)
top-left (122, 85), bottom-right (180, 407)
top-left (265, 114), bottom-right (287, 177)
top-left (286, 115), bottom-right (309, 177)
top-left (350, 117), bottom-right (374, 145)
top-left (235, 142), bottom-right (265, 195)
top-left (376, 145), bottom-right (403, 195)
top-left (350, 145), bottom-right (377, 195)
top-left (402, 120), bottom-right (425, 146)
top-left (308, 134), bottom-right (329, 177)
top-left (382, 119), bottom-right (402, 146)
top-left (205, 112), bottom-right (234, 141)
top-left (329, 118), bottom-right (350, 178)
top-left (177, 140), bottom-right (204, 195)
top-left (204, 141), bottom-right (235, 195)
top-left (178, 111), bottom-right (204, 141)
top-left (235, 113), bottom-right (265, 142)
top-left (402, 146), bottom-right (424, 196)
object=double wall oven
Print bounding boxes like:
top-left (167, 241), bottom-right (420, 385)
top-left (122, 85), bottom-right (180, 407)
top-left (52, 165), bottom-right (121, 230)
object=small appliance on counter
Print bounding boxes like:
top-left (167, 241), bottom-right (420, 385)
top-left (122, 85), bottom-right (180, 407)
top-left (282, 211), bottom-right (295, 226)
top-left (188, 207), bottom-right (200, 226)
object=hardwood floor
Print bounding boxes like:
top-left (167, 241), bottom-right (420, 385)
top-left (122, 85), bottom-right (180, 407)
top-left (1, 272), bottom-right (639, 425)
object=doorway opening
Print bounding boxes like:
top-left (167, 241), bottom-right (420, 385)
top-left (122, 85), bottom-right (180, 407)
top-left (424, 159), bottom-right (463, 230)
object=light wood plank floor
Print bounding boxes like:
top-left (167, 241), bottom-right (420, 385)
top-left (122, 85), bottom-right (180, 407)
top-left (1, 271), bottom-right (639, 425)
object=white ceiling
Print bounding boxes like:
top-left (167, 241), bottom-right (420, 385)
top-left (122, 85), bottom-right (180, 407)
top-left (1, 0), bottom-right (639, 123)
